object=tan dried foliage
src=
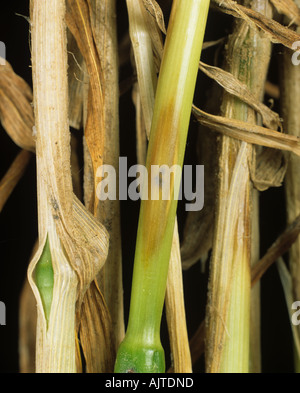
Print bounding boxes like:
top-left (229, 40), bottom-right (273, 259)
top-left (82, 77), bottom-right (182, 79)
top-left (193, 105), bottom-right (300, 156)
top-left (270, 0), bottom-right (300, 26)
top-left (0, 150), bottom-right (32, 213)
top-left (28, 0), bottom-right (113, 373)
top-left (142, 0), bottom-right (167, 34)
top-left (66, 0), bottom-right (105, 213)
top-left (214, 0), bottom-right (300, 48)
top-left (0, 61), bottom-right (35, 152)
top-left (199, 61), bottom-right (282, 130)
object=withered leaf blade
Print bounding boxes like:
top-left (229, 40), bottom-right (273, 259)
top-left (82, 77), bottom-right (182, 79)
top-left (250, 147), bottom-right (288, 191)
top-left (139, 0), bottom-right (164, 71)
top-left (0, 149), bottom-right (32, 213)
top-left (165, 221), bottom-right (192, 373)
top-left (192, 105), bottom-right (300, 156)
top-left (66, 0), bottom-right (105, 213)
top-left (0, 61), bottom-right (35, 152)
top-left (270, 0), bottom-right (300, 26)
top-left (66, 0), bottom-right (117, 368)
top-left (142, 0), bottom-right (167, 34)
top-left (199, 61), bottom-right (282, 130)
top-left (213, 0), bottom-right (300, 49)
top-left (79, 281), bottom-right (115, 373)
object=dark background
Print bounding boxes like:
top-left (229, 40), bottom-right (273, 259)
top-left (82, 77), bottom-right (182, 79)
top-left (0, 0), bottom-right (294, 373)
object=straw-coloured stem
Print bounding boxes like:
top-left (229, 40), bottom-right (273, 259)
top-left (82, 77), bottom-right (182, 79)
top-left (206, 0), bottom-right (272, 371)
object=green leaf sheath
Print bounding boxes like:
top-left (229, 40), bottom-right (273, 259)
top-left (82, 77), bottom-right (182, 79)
top-left (115, 0), bottom-right (210, 373)
top-left (34, 237), bottom-right (54, 325)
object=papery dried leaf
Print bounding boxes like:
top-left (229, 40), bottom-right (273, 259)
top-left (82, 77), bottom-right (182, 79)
top-left (199, 61), bottom-right (281, 130)
top-left (165, 221), bottom-right (192, 373)
top-left (250, 147), bottom-right (288, 191)
top-left (0, 149), bottom-right (32, 212)
top-left (270, 0), bottom-right (300, 26)
top-left (50, 194), bottom-right (109, 309)
top-left (0, 61), bottom-right (35, 152)
top-left (142, 0), bottom-right (167, 34)
top-left (83, 135), bottom-right (94, 211)
top-left (79, 281), bottom-right (115, 373)
top-left (66, 0), bottom-right (105, 213)
top-left (214, 0), bottom-right (300, 48)
top-left (127, 0), bottom-right (158, 137)
top-left (192, 105), bottom-right (300, 156)
top-left (169, 319), bottom-right (206, 371)
top-left (139, 0), bottom-right (164, 71)
top-left (80, 55), bottom-right (94, 210)
top-left (88, 0), bottom-right (125, 352)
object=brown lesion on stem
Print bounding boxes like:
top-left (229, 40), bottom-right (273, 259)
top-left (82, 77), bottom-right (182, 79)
top-left (140, 99), bottom-right (181, 264)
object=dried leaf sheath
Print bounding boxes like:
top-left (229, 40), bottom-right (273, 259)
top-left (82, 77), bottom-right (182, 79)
top-left (66, 0), bottom-right (106, 213)
top-left (88, 0), bottom-right (125, 351)
top-left (165, 221), bottom-right (192, 373)
top-left (28, 0), bottom-right (109, 373)
top-left (66, 1), bottom-right (117, 372)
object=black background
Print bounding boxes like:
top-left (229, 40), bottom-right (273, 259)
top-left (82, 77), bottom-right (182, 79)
top-left (0, 0), bottom-right (294, 373)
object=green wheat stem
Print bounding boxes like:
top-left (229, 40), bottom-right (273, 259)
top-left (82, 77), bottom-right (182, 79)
top-left (114, 0), bottom-right (210, 373)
